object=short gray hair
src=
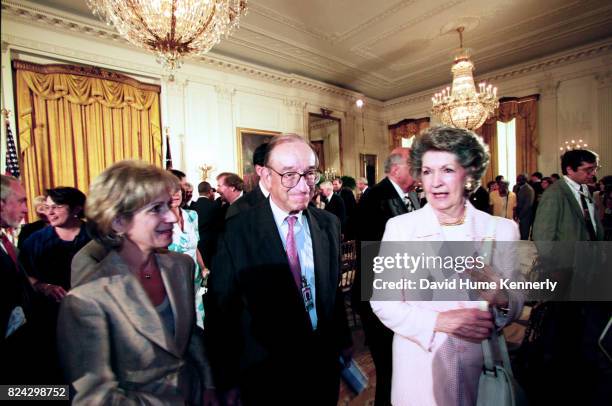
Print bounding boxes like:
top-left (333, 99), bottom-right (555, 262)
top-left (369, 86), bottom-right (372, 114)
top-left (319, 181), bottom-right (333, 192)
top-left (384, 153), bottom-right (407, 174)
top-left (1, 174), bottom-right (18, 200)
top-left (357, 177), bottom-right (368, 185)
top-left (410, 126), bottom-right (489, 187)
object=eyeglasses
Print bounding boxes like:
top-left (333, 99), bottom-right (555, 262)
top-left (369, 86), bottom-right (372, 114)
top-left (578, 165), bottom-right (601, 175)
top-left (44, 204), bottom-right (67, 211)
top-left (267, 167), bottom-right (321, 188)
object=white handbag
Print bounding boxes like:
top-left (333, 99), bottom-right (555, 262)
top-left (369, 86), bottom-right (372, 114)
top-left (477, 329), bottom-right (528, 406)
top-left (477, 216), bottom-right (527, 406)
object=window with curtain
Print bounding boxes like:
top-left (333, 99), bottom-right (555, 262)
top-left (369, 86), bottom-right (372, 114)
top-left (13, 60), bottom-right (162, 219)
top-left (497, 119), bottom-right (517, 190)
top-left (388, 117), bottom-right (430, 150)
top-left (475, 94), bottom-right (539, 187)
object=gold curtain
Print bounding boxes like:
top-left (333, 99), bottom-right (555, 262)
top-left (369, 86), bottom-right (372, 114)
top-left (389, 117), bottom-right (430, 150)
top-left (476, 94), bottom-right (539, 187)
top-left (475, 120), bottom-right (498, 188)
top-left (13, 61), bottom-right (162, 219)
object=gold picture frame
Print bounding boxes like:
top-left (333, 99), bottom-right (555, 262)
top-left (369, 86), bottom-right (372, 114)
top-left (236, 127), bottom-right (281, 191)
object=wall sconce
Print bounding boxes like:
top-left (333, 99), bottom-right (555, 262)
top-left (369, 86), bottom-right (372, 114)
top-left (198, 164), bottom-right (215, 181)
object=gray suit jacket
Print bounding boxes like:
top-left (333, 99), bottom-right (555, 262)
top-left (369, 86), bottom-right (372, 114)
top-left (533, 179), bottom-right (604, 242)
top-left (59, 250), bottom-right (212, 405)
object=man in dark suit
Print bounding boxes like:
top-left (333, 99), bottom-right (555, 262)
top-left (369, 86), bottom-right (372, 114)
top-left (530, 149), bottom-right (609, 405)
top-left (468, 183), bottom-right (490, 213)
top-left (226, 142), bottom-right (269, 218)
top-left (206, 134), bottom-right (352, 405)
top-left (333, 177), bottom-right (357, 239)
top-left (353, 147), bottom-right (419, 406)
top-left (320, 181), bottom-right (346, 227)
top-left (332, 177), bottom-right (357, 219)
top-left (189, 181), bottom-right (223, 267)
top-left (515, 174), bottom-right (535, 240)
top-left (1, 174), bottom-right (40, 383)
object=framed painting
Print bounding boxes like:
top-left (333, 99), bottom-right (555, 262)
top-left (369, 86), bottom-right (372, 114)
top-left (359, 153), bottom-right (378, 187)
top-left (236, 127), bottom-right (281, 192)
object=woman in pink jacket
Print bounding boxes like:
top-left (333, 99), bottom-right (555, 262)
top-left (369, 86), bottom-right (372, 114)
top-left (371, 126), bottom-right (522, 406)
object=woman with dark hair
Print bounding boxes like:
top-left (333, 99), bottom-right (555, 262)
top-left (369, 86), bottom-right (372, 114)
top-left (541, 176), bottom-right (553, 191)
top-left (19, 186), bottom-right (91, 383)
top-left (371, 126), bottom-right (522, 406)
top-left (21, 187), bottom-right (89, 297)
top-left (168, 182), bottom-right (207, 329)
top-left (490, 180), bottom-right (516, 219)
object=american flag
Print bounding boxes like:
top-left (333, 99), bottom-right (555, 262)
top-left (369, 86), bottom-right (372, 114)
top-left (165, 128), bottom-right (173, 170)
top-left (4, 119), bottom-right (20, 178)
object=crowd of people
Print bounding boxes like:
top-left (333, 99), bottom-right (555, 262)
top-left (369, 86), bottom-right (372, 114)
top-left (1, 126), bottom-right (611, 405)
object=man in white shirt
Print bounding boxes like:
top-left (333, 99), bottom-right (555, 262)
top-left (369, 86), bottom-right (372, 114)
top-left (353, 147), bottom-right (420, 406)
top-left (206, 134), bottom-right (352, 405)
top-left (1, 174), bottom-right (40, 383)
top-left (531, 149), bottom-right (609, 406)
top-left (216, 172), bottom-right (244, 206)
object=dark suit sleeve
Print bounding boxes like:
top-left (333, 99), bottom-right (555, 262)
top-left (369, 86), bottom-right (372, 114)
top-left (205, 234), bottom-right (244, 391)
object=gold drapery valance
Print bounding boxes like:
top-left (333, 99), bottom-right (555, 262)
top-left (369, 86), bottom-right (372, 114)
top-left (13, 60), bottom-right (162, 219)
top-left (388, 117), bottom-right (430, 150)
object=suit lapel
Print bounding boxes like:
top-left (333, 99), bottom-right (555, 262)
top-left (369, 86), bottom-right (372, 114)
top-left (304, 209), bottom-right (333, 321)
top-left (382, 178), bottom-right (408, 217)
top-left (157, 253), bottom-right (191, 355)
top-left (102, 251), bottom-right (180, 357)
top-left (254, 202), bottom-right (288, 268)
top-left (559, 181), bottom-right (590, 231)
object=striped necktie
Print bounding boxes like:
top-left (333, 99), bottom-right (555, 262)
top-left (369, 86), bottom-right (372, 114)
top-left (285, 216), bottom-right (302, 289)
top-left (403, 193), bottom-right (415, 212)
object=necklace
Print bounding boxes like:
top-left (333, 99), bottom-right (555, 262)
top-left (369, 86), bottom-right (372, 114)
top-left (140, 258), bottom-right (157, 280)
top-left (439, 210), bottom-right (467, 226)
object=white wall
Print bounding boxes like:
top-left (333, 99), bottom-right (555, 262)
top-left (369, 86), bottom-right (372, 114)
top-left (382, 39), bottom-right (612, 178)
top-left (2, 4), bottom-right (610, 184)
top-left (1, 11), bottom-right (388, 187)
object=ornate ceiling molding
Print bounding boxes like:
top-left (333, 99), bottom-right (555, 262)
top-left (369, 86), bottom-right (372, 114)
top-left (350, 0), bottom-right (467, 59)
top-left (384, 38), bottom-right (612, 108)
top-left (1, 1), bottom-right (368, 102)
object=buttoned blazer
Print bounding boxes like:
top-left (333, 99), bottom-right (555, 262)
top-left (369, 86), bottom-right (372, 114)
top-left (58, 249), bottom-right (212, 405)
top-left (370, 202), bottom-right (522, 406)
top-left (205, 201), bottom-right (351, 392)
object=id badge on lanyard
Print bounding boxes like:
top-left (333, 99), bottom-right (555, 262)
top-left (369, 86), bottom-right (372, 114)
top-left (301, 276), bottom-right (314, 312)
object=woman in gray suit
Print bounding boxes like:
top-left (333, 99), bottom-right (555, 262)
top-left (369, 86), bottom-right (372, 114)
top-left (58, 160), bottom-right (215, 405)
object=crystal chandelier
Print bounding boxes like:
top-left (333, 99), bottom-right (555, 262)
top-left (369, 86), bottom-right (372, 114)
top-left (86, 0), bottom-right (247, 74)
top-left (431, 27), bottom-right (498, 130)
top-left (560, 139), bottom-right (588, 152)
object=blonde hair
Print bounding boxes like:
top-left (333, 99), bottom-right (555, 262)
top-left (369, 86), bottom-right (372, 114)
top-left (86, 160), bottom-right (179, 248)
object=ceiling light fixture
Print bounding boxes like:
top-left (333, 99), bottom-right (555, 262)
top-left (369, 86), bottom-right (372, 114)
top-left (431, 27), bottom-right (498, 130)
top-left (86, 0), bottom-right (247, 75)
